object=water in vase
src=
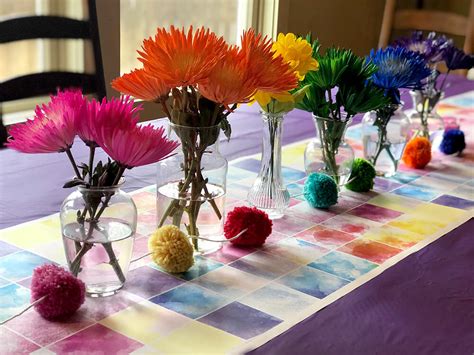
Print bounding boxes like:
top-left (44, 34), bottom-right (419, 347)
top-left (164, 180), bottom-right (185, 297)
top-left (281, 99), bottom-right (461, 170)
top-left (62, 219), bottom-right (134, 297)
top-left (157, 181), bottom-right (226, 254)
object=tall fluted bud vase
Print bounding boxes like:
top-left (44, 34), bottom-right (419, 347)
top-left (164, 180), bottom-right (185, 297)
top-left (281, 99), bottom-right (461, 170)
top-left (247, 112), bottom-right (290, 219)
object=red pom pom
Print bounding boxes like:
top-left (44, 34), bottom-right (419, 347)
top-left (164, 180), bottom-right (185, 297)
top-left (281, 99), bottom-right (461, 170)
top-left (31, 264), bottom-right (85, 320)
top-left (403, 137), bottom-right (432, 169)
top-left (224, 206), bottom-right (272, 246)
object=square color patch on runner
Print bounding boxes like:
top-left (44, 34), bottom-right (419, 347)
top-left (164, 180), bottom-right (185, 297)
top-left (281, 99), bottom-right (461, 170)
top-left (294, 225), bottom-right (356, 249)
top-left (199, 302), bottom-right (282, 340)
top-left (48, 324), bottom-right (144, 353)
top-left (239, 282), bottom-right (317, 321)
top-left (150, 283), bottom-right (230, 319)
top-left (0, 251), bottom-right (51, 282)
top-left (277, 266), bottom-right (349, 298)
top-left (192, 266), bottom-right (267, 298)
top-left (262, 238), bottom-right (328, 265)
top-left (0, 283), bottom-right (30, 323)
top-left (347, 204), bottom-right (403, 223)
top-left (392, 185), bottom-right (441, 202)
top-left (229, 251), bottom-right (299, 280)
top-left (432, 194), bottom-right (474, 210)
top-left (337, 239), bottom-right (402, 264)
top-left (308, 251), bottom-right (378, 281)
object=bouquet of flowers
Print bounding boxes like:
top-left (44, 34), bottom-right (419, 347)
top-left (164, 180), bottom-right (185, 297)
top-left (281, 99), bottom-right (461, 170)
top-left (395, 31), bottom-right (474, 137)
top-left (362, 47), bottom-right (431, 175)
top-left (113, 26), bottom-right (298, 250)
top-left (246, 33), bottom-right (318, 218)
top-left (296, 45), bottom-right (390, 186)
top-left (7, 90), bottom-right (178, 291)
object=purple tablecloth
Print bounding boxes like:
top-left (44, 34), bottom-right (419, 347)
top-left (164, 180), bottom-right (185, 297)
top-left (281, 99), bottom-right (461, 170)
top-left (249, 218), bottom-right (474, 355)
top-left (0, 74), bottom-right (473, 354)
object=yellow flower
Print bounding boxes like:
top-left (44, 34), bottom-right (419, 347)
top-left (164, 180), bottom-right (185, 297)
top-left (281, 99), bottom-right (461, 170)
top-left (272, 33), bottom-right (319, 80)
top-left (253, 90), bottom-right (294, 107)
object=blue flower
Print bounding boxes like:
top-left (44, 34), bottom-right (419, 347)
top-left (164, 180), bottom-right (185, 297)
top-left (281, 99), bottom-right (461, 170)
top-left (368, 47), bottom-right (431, 103)
top-left (443, 46), bottom-right (474, 71)
top-left (394, 31), bottom-right (451, 64)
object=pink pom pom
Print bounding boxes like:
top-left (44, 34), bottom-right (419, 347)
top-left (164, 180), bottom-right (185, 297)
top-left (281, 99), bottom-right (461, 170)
top-left (31, 264), bottom-right (85, 320)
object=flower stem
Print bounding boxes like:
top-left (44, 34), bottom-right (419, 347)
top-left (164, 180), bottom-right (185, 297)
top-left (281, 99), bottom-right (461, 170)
top-left (65, 148), bottom-right (82, 179)
top-left (88, 144), bottom-right (95, 184)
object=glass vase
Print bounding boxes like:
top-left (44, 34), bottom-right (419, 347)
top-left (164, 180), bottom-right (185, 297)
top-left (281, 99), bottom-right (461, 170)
top-left (157, 123), bottom-right (227, 255)
top-left (247, 112), bottom-right (290, 220)
top-left (408, 90), bottom-right (445, 149)
top-left (60, 184), bottom-right (137, 297)
top-left (304, 115), bottom-right (354, 187)
top-left (362, 105), bottom-right (411, 177)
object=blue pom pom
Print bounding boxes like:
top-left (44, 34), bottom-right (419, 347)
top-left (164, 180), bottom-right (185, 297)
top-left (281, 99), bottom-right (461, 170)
top-left (304, 173), bottom-right (338, 209)
top-left (440, 129), bottom-right (466, 155)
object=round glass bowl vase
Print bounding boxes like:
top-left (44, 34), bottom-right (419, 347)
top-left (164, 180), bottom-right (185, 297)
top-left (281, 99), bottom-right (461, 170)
top-left (60, 184), bottom-right (137, 297)
top-left (247, 111), bottom-right (290, 219)
top-left (304, 115), bottom-right (354, 188)
top-left (407, 90), bottom-right (445, 149)
top-left (362, 106), bottom-right (411, 177)
top-left (156, 123), bottom-right (228, 255)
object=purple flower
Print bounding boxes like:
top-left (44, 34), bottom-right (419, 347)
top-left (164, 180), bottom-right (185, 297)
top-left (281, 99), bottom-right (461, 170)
top-left (394, 31), bottom-right (452, 64)
top-left (443, 46), bottom-right (474, 71)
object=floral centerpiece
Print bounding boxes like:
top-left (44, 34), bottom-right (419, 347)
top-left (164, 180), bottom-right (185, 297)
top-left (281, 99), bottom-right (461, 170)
top-left (113, 26), bottom-right (297, 252)
top-left (362, 47), bottom-right (431, 176)
top-left (395, 31), bottom-right (474, 140)
top-left (296, 45), bottom-right (389, 187)
top-left (247, 33), bottom-right (318, 219)
top-left (7, 90), bottom-right (178, 296)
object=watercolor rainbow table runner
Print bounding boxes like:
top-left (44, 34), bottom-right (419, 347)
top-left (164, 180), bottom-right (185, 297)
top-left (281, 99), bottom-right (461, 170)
top-left (0, 91), bottom-right (473, 354)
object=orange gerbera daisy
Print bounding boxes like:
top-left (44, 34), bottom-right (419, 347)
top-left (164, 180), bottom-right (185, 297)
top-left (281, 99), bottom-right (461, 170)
top-left (198, 46), bottom-right (258, 106)
top-left (138, 26), bottom-right (227, 88)
top-left (112, 69), bottom-right (169, 102)
top-left (240, 29), bottom-right (298, 92)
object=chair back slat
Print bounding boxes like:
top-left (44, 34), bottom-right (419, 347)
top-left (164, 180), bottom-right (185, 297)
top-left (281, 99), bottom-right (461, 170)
top-left (0, 72), bottom-right (98, 102)
top-left (0, 16), bottom-right (91, 43)
top-left (394, 10), bottom-right (468, 37)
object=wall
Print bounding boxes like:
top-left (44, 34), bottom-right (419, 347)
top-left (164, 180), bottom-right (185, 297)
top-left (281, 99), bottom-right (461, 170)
top-left (278, 0), bottom-right (472, 56)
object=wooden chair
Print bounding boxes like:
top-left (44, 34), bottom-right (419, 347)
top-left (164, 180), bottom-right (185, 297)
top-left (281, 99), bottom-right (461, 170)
top-left (378, 0), bottom-right (474, 54)
top-left (0, 0), bottom-right (106, 102)
top-left (0, 0), bottom-right (106, 146)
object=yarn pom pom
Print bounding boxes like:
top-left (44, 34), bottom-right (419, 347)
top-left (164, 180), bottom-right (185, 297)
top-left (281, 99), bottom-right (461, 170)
top-left (346, 158), bottom-right (376, 192)
top-left (304, 173), bottom-right (338, 208)
top-left (402, 137), bottom-right (432, 169)
top-left (224, 206), bottom-right (272, 246)
top-left (31, 264), bottom-right (85, 320)
top-left (148, 225), bottom-right (194, 273)
top-left (439, 129), bottom-right (466, 155)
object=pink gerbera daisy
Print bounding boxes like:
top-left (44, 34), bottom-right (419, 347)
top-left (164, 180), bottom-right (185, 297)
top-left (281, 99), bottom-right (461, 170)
top-left (8, 89), bottom-right (85, 153)
top-left (95, 123), bottom-right (179, 168)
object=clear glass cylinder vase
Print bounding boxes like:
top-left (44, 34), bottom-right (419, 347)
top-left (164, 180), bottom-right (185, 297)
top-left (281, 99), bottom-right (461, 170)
top-left (60, 184), bottom-right (137, 297)
top-left (362, 106), bottom-right (411, 177)
top-left (304, 115), bottom-right (354, 187)
top-left (408, 90), bottom-right (445, 149)
top-left (247, 112), bottom-right (290, 220)
top-left (156, 123), bottom-right (228, 255)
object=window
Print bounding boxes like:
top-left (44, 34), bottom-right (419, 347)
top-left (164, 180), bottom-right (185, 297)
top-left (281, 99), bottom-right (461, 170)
top-left (120, 0), bottom-right (254, 74)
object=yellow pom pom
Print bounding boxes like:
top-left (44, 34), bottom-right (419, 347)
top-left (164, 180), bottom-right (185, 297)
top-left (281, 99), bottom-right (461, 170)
top-left (148, 225), bottom-right (194, 273)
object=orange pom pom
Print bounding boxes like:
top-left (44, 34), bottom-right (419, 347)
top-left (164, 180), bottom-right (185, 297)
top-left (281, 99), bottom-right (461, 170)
top-left (402, 137), bottom-right (432, 169)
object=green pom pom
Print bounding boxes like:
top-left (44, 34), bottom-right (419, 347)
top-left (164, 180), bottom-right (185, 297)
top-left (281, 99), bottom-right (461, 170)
top-left (346, 158), bottom-right (376, 192)
top-left (304, 173), bottom-right (338, 209)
